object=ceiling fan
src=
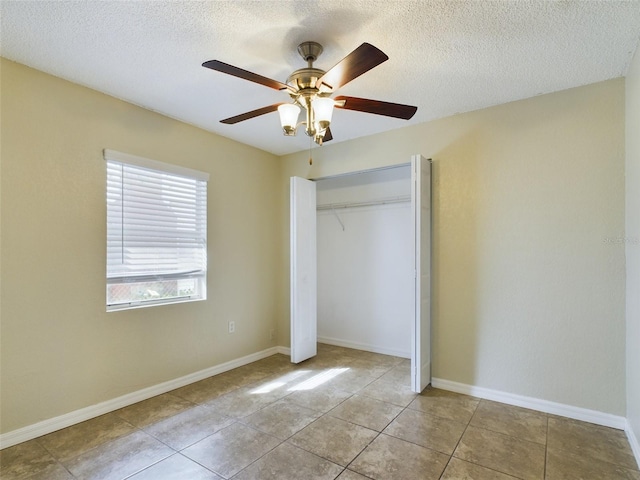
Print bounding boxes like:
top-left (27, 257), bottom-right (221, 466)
top-left (202, 41), bottom-right (418, 146)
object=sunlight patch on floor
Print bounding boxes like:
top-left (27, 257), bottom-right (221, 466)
top-left (250, 370), bottom-right (311, 394)
top-left (288, 368), bottom-right (350, 391)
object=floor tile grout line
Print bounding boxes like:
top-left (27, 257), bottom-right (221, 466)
top-left (341, 394), bottom-right (426, 477)
top-left (37, 418), bottom-right (155, 473)
top-left (223, 434), bottom-right (284, 480)
top-left (120, 450), bottom-right (179, 480)
top-left (544, 414), bottom-right (550, 479)
top-left (465, 424), bottom-right (551, 448)
top-left (471, 399), bottom-right (550, 444)
top-left (441, 393), bottom-right (479, 477)
top-left (46, 426), bottom-right (177, 480)
top-left (434, 392), bottom-right (484, 478)
top-left (342, 429), bottom-right (384, 475)
top-left (182, 446), bottom-right (236, 480)
top-left (440, 457), bottom-right (527, 480)
top-left (172, 452), bottom-right (227, 480)
top-left (451, 399), bottom-right (546, 480)
top-left (32, 436), bottom-right (77, 480)
top-left (282, 420), bottom-right (354, 471)
top-left (437, 456), bottom-right (454, 480)
top-left (546, 416), bottom-right (640, 469)
top-left (546, 443), bottom-right (640, 473)
top-left (379, 402), bottom-right (468, 459)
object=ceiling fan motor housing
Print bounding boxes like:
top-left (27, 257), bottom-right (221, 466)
top-left (287, 68), bottom-right (326, 92)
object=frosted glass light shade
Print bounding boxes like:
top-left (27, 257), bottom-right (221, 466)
top-left (312, 97), bottom-right (334, 130)
top-left (278, 103), bottom-right (300, 135)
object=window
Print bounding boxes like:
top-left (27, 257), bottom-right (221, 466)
top-left (104, 149), bottom-right (208, 311)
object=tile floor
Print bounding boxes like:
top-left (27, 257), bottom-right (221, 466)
top-left (1, 344), bottom-right (639, 479)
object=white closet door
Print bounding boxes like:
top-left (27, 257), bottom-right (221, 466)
top-left (411, 155), bottom-right (432, 392)
top-left (290, 176), bottom-right (317, 363)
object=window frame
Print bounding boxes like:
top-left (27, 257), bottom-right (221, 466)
top-left (104, 149), bottom-right (209, 312)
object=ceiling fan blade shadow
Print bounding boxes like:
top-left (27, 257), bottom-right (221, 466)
top-left (334, 96), bottom-right (417, 120)
top-left (316, 43), bottom-right (388, 91)
top-left (203, 60), bottom-right (291, 91)
top-left (220, 103), bottom-right (284, 124)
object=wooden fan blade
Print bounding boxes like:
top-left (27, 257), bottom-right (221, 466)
top-left (203, 60), bottom-right (290, 91)
top-left (221, 103), bottom-right (284, 124)
top-left (334, 96), bottom-right (417, 120)
top-left (323, 127), bottom-right (333, 142)
top-left (316, 43), bottom-right (388, 91)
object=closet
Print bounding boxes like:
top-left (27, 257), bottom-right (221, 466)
top-left (290, 155), bottom-right (431, 392)
top-left (315, 164), bottom-right (413, 358)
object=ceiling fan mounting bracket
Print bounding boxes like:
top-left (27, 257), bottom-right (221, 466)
top-left (297, 41), bottom-right (323, 64)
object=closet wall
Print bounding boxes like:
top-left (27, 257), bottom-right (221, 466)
top-left (316, 165), bottom-right (413, 357)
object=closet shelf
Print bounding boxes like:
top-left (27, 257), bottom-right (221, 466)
top-left (316, 195), bottom-right (411, 211)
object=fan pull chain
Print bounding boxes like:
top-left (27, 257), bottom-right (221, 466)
top-left (309, 135), bottom-right (313, 165)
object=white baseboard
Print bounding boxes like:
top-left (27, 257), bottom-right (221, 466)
top-left (276, 346), bottom-right (291, 356)
top-left (0, 346), bottom-right (282, 449)
top-left (317, 336), bottom-right (410, 359)
top-left (431, 377), bottom-right (627, 430)
top-left (626, 420), bottom-right (640, 468)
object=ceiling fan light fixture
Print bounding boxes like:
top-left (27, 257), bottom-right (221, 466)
top-left (312, 97), bottom-right (334, 130)
top-left (277, 103), bottom-right (300, 135)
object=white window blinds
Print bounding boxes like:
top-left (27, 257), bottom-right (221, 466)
top-left (105, 149), bottom-right (208, 311)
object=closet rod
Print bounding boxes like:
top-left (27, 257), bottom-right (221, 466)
top-left (316, 195), bottom-right (411, 211)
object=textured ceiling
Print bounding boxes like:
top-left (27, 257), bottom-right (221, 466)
top-left (1, 1), bottom-right (640, 156)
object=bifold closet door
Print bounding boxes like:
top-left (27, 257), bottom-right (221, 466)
top-left (290, 176), bottom-right (317, 363)
top-left (412, 155), bottom-right (432, 393)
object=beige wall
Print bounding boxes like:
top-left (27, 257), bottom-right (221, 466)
top-left (280, 79), bottom-right (626, 415)
top-left (0, 59), bottom-right (281, 434)
top-left (626, 46), bottom-right (640, 443)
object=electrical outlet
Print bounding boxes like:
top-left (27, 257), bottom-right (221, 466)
top-left (228, 321), bottom-right (235, 334)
